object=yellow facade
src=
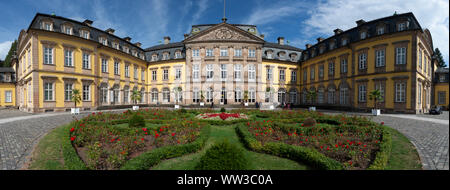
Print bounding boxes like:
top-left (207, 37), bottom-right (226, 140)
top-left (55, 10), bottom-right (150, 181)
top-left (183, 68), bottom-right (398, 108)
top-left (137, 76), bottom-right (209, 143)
top-left (434, 83), bottom-right (449, 107)
top-left (0, 83), bottom-right (15, 107)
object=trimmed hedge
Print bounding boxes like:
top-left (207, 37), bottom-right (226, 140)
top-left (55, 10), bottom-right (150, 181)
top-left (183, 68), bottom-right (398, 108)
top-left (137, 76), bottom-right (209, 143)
top-left (61, 125), bottom-right (88, 170)
top-left (120, 125), bottom-right (211, 170)
top-left (199, 118), bottom-right (249, 126)
top-left (367, 126), bottom-right (392, 170)
top-left (195, 140), bottom-right (248, 170)
top-left (235, 125), bottom-right (342, 170)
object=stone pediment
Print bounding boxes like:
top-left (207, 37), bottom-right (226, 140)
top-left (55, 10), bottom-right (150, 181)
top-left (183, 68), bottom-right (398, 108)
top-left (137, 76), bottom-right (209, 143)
top-left (184, 23), bottom-right (264, 43)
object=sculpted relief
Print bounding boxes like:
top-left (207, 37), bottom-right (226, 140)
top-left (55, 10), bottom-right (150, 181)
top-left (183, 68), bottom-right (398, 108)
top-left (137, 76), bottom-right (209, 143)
top-left (190, 26), bottom-right (258, 42)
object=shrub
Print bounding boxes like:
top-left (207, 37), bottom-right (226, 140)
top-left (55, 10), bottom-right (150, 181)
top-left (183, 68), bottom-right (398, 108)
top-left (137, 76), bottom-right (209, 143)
top-left (179, 108), bottom-right (187, 113)
top-left (220, 107), bottom-right (226, 113)
top-left (302, 117), bottom-right (316, 127)
top-left (195, 140), bottom-right (248, 170)
top-left (128, 113), bottom-right (145, 128)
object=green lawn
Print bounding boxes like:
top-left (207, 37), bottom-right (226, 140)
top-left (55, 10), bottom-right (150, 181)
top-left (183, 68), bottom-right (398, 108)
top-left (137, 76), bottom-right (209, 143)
top-left (385, 127), bottom-right (422, 170)
top-left (151, 125), bottom-right (310, 170)
top-left (28, 125), bottom-right (68, 170)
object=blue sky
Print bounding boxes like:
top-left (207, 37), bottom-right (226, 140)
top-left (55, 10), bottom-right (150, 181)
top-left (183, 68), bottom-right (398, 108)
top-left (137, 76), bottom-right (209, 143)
top-left (0, 0), bottom-right (448, 65)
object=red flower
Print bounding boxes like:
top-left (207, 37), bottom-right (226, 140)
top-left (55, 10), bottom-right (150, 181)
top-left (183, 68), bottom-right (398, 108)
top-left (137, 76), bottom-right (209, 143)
top-left (160, 128), bottom-right (164, 132)
top-left (327, 147), bottom-right (330, 151)
top-left (155, 133), bottom-right (160, 138)
top-left (143, 128), bottom-right (147, 131)
top-left (171, 133), bottom-right (175, 137)
top-left (141, 138), bottom-right (144, 141)
top-left (335, 144), bottom-right (338, 148)
top-left (349, 161), bottom-right (353, 165)
top-left (381, 122), bottom-right (384, 125)
top-left (70, 136), bottom-right (76, 141)
top-left (70, 128), bottom-right (75, 132)
top-left (255, 133), bottom-right (258, 136)
top-left (134, 141), bottom-right (137, 144)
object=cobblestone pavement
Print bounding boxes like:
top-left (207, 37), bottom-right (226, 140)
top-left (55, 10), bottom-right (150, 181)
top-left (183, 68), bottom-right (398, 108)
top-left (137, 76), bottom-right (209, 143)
top-left (0, 108), bottom-right (32, 119)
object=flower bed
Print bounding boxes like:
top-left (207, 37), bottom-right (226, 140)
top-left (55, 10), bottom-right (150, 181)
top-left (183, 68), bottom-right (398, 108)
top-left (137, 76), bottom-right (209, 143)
top-left (196, 112), bottom-right (248, 121)
top-left (70, 114), bottom-right (204, 170)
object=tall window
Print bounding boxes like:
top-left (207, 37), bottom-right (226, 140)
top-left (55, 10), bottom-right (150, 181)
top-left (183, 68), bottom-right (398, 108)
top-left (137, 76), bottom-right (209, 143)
top-left (175, 68), bottom-right (181, 80)
top-left (64, 83), bottom-right (73, 101)
top-left (318, 88), bottom-right (324, 104)
top-left (125, 64), bottom-right (130, 77)
top-left (163, 69), bottom-right (169, 80)
top-left (318, 65), bottom-right (324, 78)
top-left (193, 88), bottom-right (200, 103)
top-left (248, 65), bottom-right (256, 80)
top-left (235, 88), bottom-right (242, 102)
top-left (278, 89), bottom-right (286, 103)
top-left (220, 48), bottom-right (228, 56)
top-left (249, 89), bottom-right (256, 103)
top-left (341, 58), bottom-right (348, 73)
top-left (418, 83), bottom-right (422, 104)
top-left (375, 49), bottom-right (385, 67)
top-left (359, 53), bottom-right (367, 69)
top-left (207, 64), bottom-right (214, 79)
top-left (101, 59), bottom-right (108, 73)
top-left (221, 64), bottom-right (227, 80)
top-left (114, 61), bottom-right (120, 75)
top-left (151, 89), bottom-right (158, 103)
top-left (152, 70), bottom-right (157, 81)
top-left (64, 49), bottom-right (73, 67)
top-left (248, 49), bottom-right (256, 58)
top-left (340, 87), bottom-right (348, 105)
top-left (99, 37), bottom-right (107, 46)
top-left (101, 87), bottom-right (108, 103)
top-left (267, 68), bottom-right (272, 81)
top-left (328, 62), bottom-right (334, 76)
top-left (396, 47), bottom-right (406, 65)
top-left (44, 82), bottom-right (53, 101)
top-left (27, 49), bottom-right (31, 67)
top-left (395, 82), bottom-right (406, 102)
top-left (418, 50), bottom-right (422, 70)
top-left (279, 69), bottom-right (285, 81)
top-left (192, 49), bottom-right (199, 57)
top-left (141, 70), bottom-right (145, 81)
top-left (438, 92), bottom-right (446, 104)
top-left (206, 49), bottom-right (213, 57)
top-left (289, 90), bottom-right (297, 104)
top-left (193, 65), bottom-right (199, 79)
top-left (234, 49), bottom-right (242, 57)
top-left (134, 66), bottom-right (138, 79)
top-left (124, 89), bottom-right (129, 103)
top-left (291, 71), bottom-right (297, 82)
top-left (328, 87), bottom-right (335, 104)
top-left (28, 83), bottom-right (32, 103)
top-left (375, 82), bottom-right (385, 101)
top-left (163, 88), bottom-right (170, 102)
top-left (358, 85), bottom-right (367, 102)
top-left (83, 84), bottom-right (90, 101)
top-left (44, 47), bottom-right (53, 65)
top-left (82, 53), bottom-right (90, 69)
top-left (303, 70), bottom-right (307, 83)
top-left (5, 91), bottom-right (12, 103)
top-left (207, 88), bottom-right (213, 102)
top-left (310, 67), bottom-right (315, 80)
top-left (234, 64), bottom-right (241, 80)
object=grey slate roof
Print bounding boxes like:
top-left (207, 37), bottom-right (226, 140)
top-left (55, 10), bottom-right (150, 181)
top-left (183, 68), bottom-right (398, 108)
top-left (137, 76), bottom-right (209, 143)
top-left (435, 67), bottom-right (449, 73)
top-left (0, 67), bottom-right (15, 73)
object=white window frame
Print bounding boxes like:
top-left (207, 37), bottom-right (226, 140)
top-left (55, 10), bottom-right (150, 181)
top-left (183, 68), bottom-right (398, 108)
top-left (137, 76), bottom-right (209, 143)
top-left (220, 48), bottom-right (228, 57)
top-left (152, 70), bottom-right (157, 81)
top-left (267, 68), bottom-right (272, 81)
top-left (234, 64), bottom-right (241, 80)
top-left (44, 82), bottom-right (54, 101)
top-left (175, 68), bottom-right (181, 80)
top-left (114, 61), bottom-right (120, 75)
top-left (358, 85), bottom-right (367, 102)
top-left (125, 64), bottom-right (130, 77)
top-left (395, 82), bottom-right (406, 102)
top-left (5, 91), bottom-right (12, 103)
top-left (193, 65), bottom-right (199, 80)
top-left (248, 49), bottom-right (256, 58)
top-left (221, 64), bottom-right (227, 80)
top-left (291, 70), bottom-right (297, 82)
top-left (396, 47), bottom-right (406, 65)
top-left (163, 69), bottom-right (169, 80)
top-left (206, 49), bottom-right (213, 57)
top-left (44, 47), bottom-right (53, 65)
top-left (341, 58), bottom-right (347, 73)
top-left (64, 83), bottom-right (73, 101)
top-left (82, 53), bottom-right (90, 69)
top-left (279, 69), bottom-right (285, 81)
top-left (234, 49), bottom-right (242, 57)
top-left (64, 49), bottom-right (73, 67)
top-left (206, 64), bottom-right (214, 80)
top-left (83, 84), bottom-right (90, 101)
top-left (375, 49), bottom-right (385, 67)
top-left (192, 49), bottom-right (200, 57)
top-left (359, 53), bottom-right (367, 69)
top-left (248, 64), bottom-right (256, 81)
top-left (101, 59), bottom-right (108, 73)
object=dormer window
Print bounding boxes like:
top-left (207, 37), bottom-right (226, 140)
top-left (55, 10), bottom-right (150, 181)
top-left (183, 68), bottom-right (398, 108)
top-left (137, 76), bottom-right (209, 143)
top-left (290, 54), bottom-right (297, 62)
top-left (132, 50), bottom-right (138, 57)
top-left (62, 24), bottom-right (72, 35)
top-left (311, 49), bottom-right (316, 57)
top-left (303, 52), bottom-right (309, 60)
top-left (123, 46), bottom-right (130, 54)
top-left (329, 41), bottom-right (335, 50)
top-left (398, 22), bottom-right (407, 31)
top-left (278, 51), bottom-right (286, 59)
top-left (163, 52), bottom-right (170, 60)
top-left (266, 51), bottom-right (273, 59)
top-left (175, 51), bottom-right (182, 58)
top-left (377, 26), bottom-right (385, 35)
top-left (151, 54), bottom-right (158, 61)
top-left (112, 42), bottom-right (120, 50)
top-left (99, 37), bottom-right (108, 46)
top-left (360, 31), bottom-right (367, 40)
top-left (41, 21), bottom-right (53, 31)
top-left (341, 38), bottom-right (348, 46)
top-left (140, 54), bottom-right (145, 60)
top-left (319, 46), bottom-right (325, 54)
top-left (80, 30), bottom-right (90, 39)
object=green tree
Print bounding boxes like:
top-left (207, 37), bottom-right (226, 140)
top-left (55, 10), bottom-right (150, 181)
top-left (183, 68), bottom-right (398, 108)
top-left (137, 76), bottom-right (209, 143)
top-left (200, 90), bottom-right (205, 102)
top-left (2, 40), bottom-right (17, 67)
top-left (131, 90), bottom-right (141, 105)
top-left (434, 48), bottom-right (447, 68)
top-left (243, 91), bottom-right (248, 103)
top-left (71, 89), bottom-right (82, 108)
top-left (369, 89), bottom-right (384, 110)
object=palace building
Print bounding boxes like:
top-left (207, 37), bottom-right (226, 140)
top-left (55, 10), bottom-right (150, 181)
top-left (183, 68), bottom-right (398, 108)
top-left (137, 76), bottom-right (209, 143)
top-left (2, 12), bottom-right (448, 113)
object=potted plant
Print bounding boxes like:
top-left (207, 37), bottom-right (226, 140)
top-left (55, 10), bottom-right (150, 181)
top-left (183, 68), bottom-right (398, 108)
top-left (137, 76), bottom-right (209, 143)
top-left (131, 90), bottom-right (142, 110)
top-left (243, 90), bottom-right (249, 106)
top-left (307, 90), bottom-right (317, 111)
top-left (369, 89), bottom-right (383, 116)
top-left (174, 87), bottom-right (182, 109)
top-left (70, 89), bottom-right (81, 115)
top-left (200, 90), bottom-right (205, 106)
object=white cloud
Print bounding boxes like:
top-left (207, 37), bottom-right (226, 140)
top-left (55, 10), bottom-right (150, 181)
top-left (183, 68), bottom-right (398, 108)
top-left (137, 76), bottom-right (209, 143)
top-left (185, 0), bottom-right (210, 34)
top-left (302, 0), bottom-right (449, 64)
top-left (243, 1), bottom-right (309, 26)
top-left (0, 41), bottom-right (13, 60)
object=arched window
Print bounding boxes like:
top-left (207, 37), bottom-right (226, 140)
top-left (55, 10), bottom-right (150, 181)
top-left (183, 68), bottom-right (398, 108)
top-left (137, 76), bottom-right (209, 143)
top-left (328, 86), bottom-right (335, 104)
top-left (318, 87), bottom-right (324, 104)
top-left (302, 90), bottom-right (308, 104)
top-left (278, 88), bottom-right (286, 103)
top-left (140, 88), bottom-right (145, 103)
top-left (339, 87), bottom-right (349, 105)
top-left (289, 88), bottom-right (297, 104)
top-left (207, 88), bottom-right (213, 103)
top-left (163, 88), bottom-right (170, 103)
top-left (235, 88), bottom-right (242, 102)
top-left (151, 88), bottom-right (158, 103)
top-left (193, 88), bottom-right (200, 103)
top-left (249, 88), bottom-right (256, 103)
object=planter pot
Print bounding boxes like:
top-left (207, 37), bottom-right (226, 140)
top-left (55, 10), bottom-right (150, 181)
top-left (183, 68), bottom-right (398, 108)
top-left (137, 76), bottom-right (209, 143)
top-left (269, 105), bottom-right (275, 110)
top-left (200, 102), bottom-right (205, 107)
top-left (71, 108), bottom-right (80, 115)
top-left (309, 107), bottom-right (316, 111)
top-left (132, 106), bottom-right (139, 110)
top-left (372, 109), bottom-right (381, 116)
top-left (245, 102), bottom-right (249, 106)
top-left (220, 102), bottom-right (224, 105)
top-left (174, 105), bottom-right (180, 109)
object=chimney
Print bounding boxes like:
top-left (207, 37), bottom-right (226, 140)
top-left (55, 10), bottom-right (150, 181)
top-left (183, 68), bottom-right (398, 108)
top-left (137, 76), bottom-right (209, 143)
top-left (163, 36), bottom-right (171, 44)
top-left (105, 28), bottom-right (115, 34)
top-left (184, 34), bottom-right (189, 39)
top-left (305, 44), bottom-right (312, 49)
top-left (83, 19), bottom-right (93, 26)
top-left (333, 28), bottom-right (343, 35)
top-left (260, 34), bottom-right (265, 40)
top-left (317, 37), bottom-right (325, 43)
top-left (356, 19), bottom-right (366, 26)
top-left (277, 37), bottom-right (285, 45)
top-left (134, 42), bottom-right (141, 47)
top-left (123, 37), bottom-right (131, 42)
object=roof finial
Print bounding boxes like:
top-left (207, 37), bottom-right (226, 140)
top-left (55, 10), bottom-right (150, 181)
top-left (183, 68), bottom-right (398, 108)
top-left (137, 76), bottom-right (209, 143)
top-left (222, 0), bottom-right (227, 23)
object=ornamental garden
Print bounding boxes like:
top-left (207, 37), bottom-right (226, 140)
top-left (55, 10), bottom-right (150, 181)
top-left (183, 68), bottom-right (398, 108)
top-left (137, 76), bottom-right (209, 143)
top-left (28, 108), bottom-right (422, 170)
